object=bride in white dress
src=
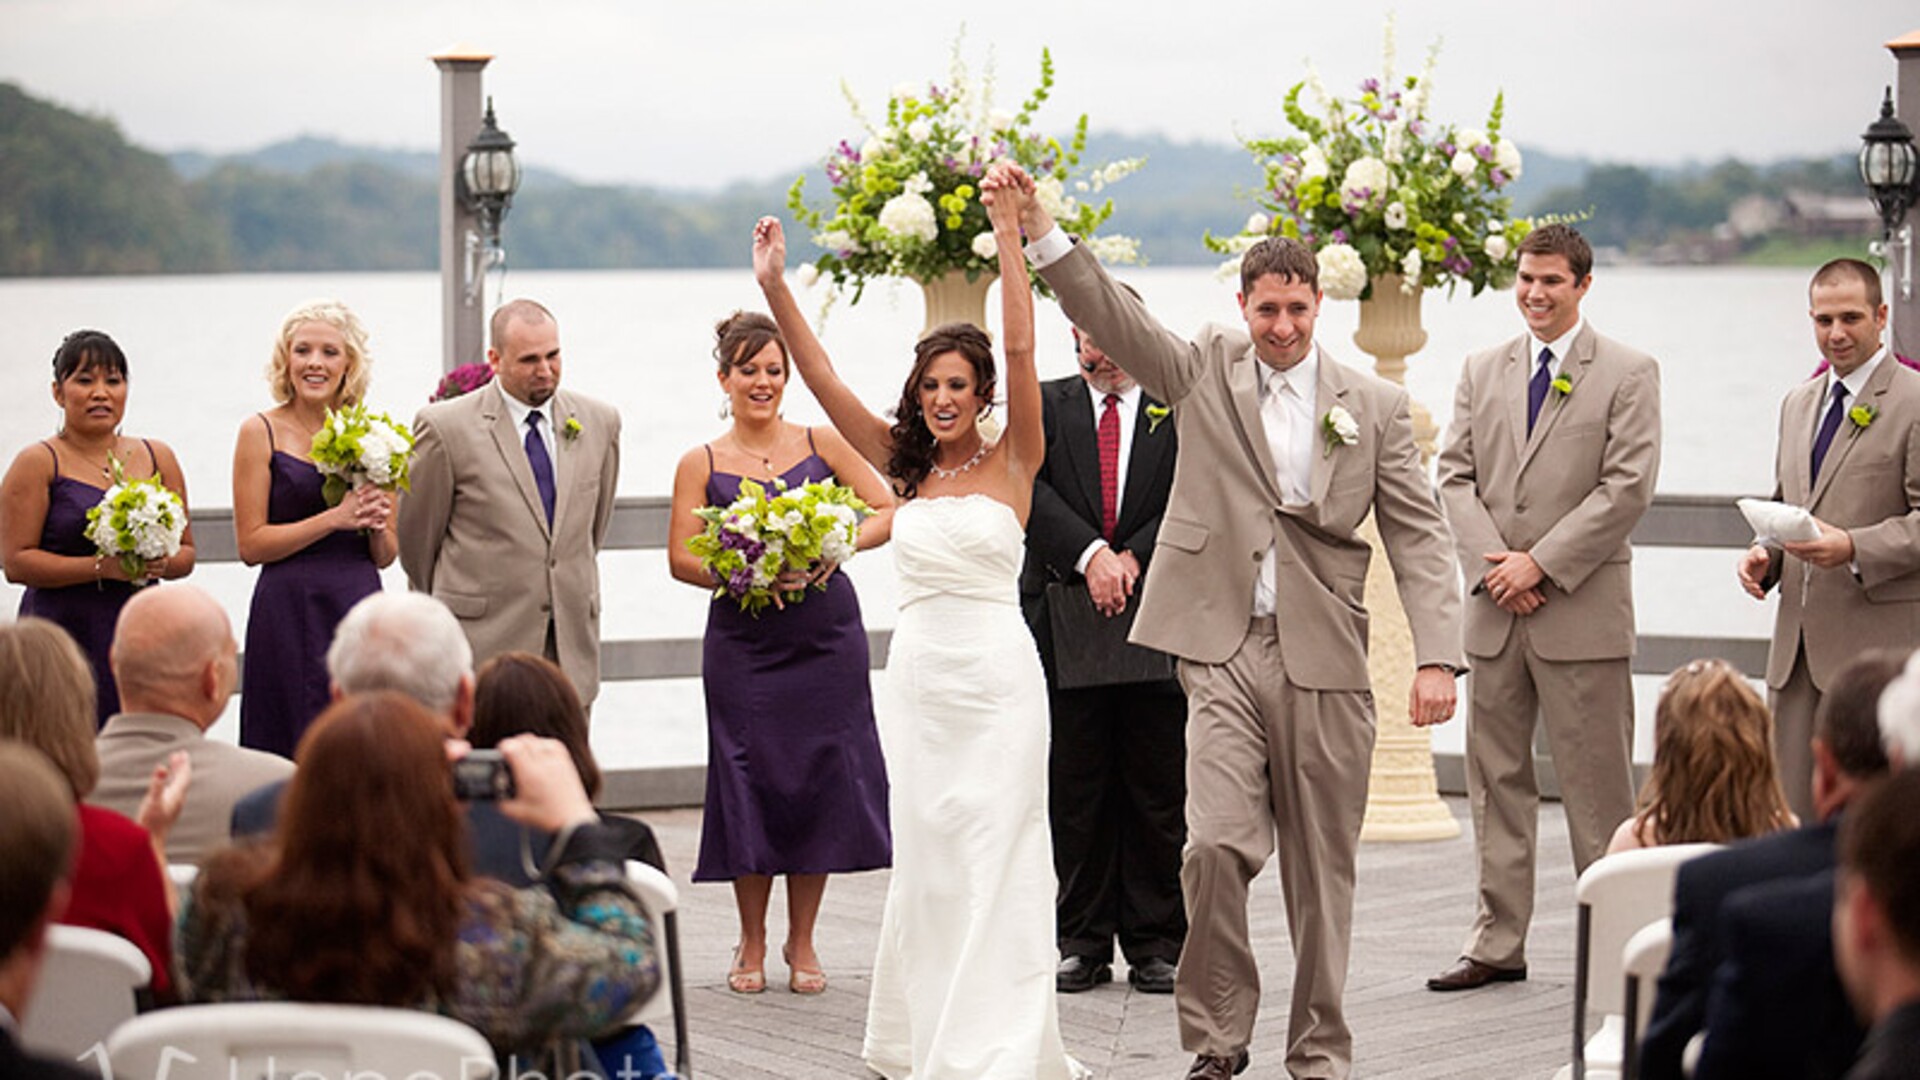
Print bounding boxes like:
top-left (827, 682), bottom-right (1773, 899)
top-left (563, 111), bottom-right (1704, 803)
top-left (754, 169), bottom-right (1088, 1080)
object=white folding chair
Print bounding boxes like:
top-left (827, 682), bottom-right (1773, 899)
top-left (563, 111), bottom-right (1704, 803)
top-left (104, 1002), bottom-right (494, 1080)
top-left (1620, 916), bottom-right (1673, 1080)
top-left (625, 859), bottom-right (691, 1078)
top-left (168, 863), bottom-right (200, 891)
top-left (19, 924), bottom-right (152, 1060)
top-left (1554, 843), bottom-right (1718, 1080)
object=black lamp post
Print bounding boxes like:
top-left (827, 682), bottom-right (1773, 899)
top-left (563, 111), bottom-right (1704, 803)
top-left (1862, 87), bottom-right (1918, 241)
top-left (457, 98), bottom-right (521, 304)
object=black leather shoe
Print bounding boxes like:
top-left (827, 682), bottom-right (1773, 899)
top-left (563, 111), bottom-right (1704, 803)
top-left (1184, 1049), bottom-right (1249, 1079)
top-left (1056, 954), bottom-right (1112, 993)
top-left (1426, 956), bottom-right (1527, 991)
top-left (1128, 956), bottom-right (1177, 994)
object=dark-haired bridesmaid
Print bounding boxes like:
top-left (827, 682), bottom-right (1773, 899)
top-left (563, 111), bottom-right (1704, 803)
top-left (1, 330), bottom-right (196, 727)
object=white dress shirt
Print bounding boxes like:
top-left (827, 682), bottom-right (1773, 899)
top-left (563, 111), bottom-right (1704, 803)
top-left (1252, 350), bottom-right (1319, 617)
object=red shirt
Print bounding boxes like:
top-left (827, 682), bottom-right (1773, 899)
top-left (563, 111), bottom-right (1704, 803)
top-left (59, 804), bottom-right (173, 998)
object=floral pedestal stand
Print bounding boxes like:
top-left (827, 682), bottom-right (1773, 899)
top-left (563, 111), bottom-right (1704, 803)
top-left (1351, 274), bottom-right (1460, 842)
top-left (918, 269), bottom-right (997, 336)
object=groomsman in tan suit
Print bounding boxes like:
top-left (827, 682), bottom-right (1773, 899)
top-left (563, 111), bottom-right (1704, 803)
top-left (1737, 258), bottom-right (1920, 820)
top-left (993, 163), bottom-right (1463, 1080)
top-left (1429, 224), bottom-right (1661, 991)
top-left (399, 299), bottom-right (622, 707)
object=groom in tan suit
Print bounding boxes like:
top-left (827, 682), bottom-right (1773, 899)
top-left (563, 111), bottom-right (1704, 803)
top-left (993, 164), bottom-right (1463, 1080)
top-left (399, 299), bottom-right (622, 707)
top-left (1430, 224), bottom-right (1661, 991)
top-left (1738, 258), bottom-right (1920, 819)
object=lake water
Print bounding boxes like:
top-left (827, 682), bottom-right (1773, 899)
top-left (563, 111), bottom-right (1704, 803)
top-left (0, 266), bottom-right (1825, 770)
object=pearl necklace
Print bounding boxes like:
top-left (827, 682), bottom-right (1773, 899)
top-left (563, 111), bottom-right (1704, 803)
top-left (929, 441), bottom-right (990, 480)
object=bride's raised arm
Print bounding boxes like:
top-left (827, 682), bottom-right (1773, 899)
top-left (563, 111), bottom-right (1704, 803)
top-left (752, 217), bottom-right (894, 471)
top-left (981, 167), bottom-right (1041, 487)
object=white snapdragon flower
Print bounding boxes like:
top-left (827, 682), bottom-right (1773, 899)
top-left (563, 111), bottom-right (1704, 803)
top-left (813, 229), bottom-right (858, 253)
top-left (1088, 158), bottom-right (1143, 192)
top-left (1455, 127), bottom-right (1489, 150)
top-left (1384, 202), bottom-right (1409, 230)
top-left (1245, 212), bottom-right (1270, 235)
top-left (1341, 156), bottom-right (1392, 208)
top-left (1300, 144), bottom-right (1330, 182)
top-left (1450, 149), bottom-right (1478, 180)
top-left (1083, 234), bottom-right (1143, 265)
top-left (1035, 176), bottom-right (1076, 221)
top-left (1316, 243), bottom-right (1368, 301)
top-left (906, 118), bottom-right (934, 143)
top-left (878, 192), bottom-right (939, 244)
top-left (1401, 248), bottom-right (1423, 281)
top-left (987, 109), bottom-right (1015, 132)
top-left (1484, 233), bottom-right (1511, 261)
top-left (795, 263), bottom-right (821, 288)
top-left (859, 136), bottom-right (887, 162)
top-left (1383, 120), bottom-right (1408, 165)
top-left (1494, 138), bottom-right (1523, 180)
top-left (970, 231), bottom-right (997, 260)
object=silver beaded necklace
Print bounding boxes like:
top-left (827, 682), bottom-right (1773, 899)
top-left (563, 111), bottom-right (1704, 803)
top-left (929, 441), bottom-right (990, 480)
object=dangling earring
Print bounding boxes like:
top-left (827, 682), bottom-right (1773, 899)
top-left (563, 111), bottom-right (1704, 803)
top-left (718, 395), bottom-right (731, 420)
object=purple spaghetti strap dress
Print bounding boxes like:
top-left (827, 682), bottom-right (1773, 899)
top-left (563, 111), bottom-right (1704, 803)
top-left (692, 442), bottom-right (892, 880)
top-left (239, 422), bottom-right (382, 758)
top-left (18, 441), bottom-right (149, 729)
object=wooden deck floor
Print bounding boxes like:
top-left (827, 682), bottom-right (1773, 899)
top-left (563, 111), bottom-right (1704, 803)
top-left (636, 795), bottom-right (1579, 1079)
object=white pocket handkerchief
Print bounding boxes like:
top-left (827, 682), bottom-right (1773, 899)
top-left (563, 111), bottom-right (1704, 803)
top-left (1737, 498), bottom-right (1822, 544)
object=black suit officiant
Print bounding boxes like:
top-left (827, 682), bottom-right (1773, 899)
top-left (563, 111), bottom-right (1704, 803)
top-left (1020, 314), bottom-right (1186, 995)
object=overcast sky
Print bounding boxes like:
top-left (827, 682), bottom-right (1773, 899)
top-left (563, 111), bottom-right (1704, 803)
top-left (3, 1), bottom-right (1915, 190)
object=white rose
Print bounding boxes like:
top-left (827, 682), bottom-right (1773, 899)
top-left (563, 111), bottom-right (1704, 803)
top-left (877, 192), bottom-right (939, 244)
top-left (1484, 233), bottom-right (1511, 261)
top-left (1401, 247), bottom-right (1423, 280)
top-left (1494, 138), bottom-right (1523, 180)
top-left (1316, 242), bottom-right (1368, 301)
top-left (902, 171), bottom-right (934, 198)
top-left (1341, 156), bottom-right (1392, 208)
top-left (1300, 145), bottom-right (1330, 182)
top-left (907, 118), bottom-right (933, 143)
top-left (859, 137), bottom-right (886, 162)
top-left (795, 263), bottom-right (821, 288)
top-left (1451, 150), bottom-right (1478, 179)
top-left (1384, 202), bottom-right (1409, 230)
top-left (1456, 127), bottom-right (1489, 150)
top-left (1325, 405), bottom-right (1361, 446)
top-left (1245, 212), bottom-right (1270, 235)
top-left (987, 109), bottom-right (1015, 132)
top-left (971, 231), bottom-right (997, 260)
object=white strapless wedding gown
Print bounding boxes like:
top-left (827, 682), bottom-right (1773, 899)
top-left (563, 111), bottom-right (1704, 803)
top-left (863, 496), bottom-right (1088, 1080)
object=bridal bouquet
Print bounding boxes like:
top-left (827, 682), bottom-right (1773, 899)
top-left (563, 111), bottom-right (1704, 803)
top-left (1205, 17), bottom-right (1533, 301)
top-left (688, 478), bottom-right (871, 615)
top-left (310, 403), bottom-right (415, 506)
top-left (85, 460), bottom-right (187, 581)
top-left (787, 36), bottom-right (1142, 303)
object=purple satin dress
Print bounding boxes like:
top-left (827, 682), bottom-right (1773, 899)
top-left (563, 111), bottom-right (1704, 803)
top-left (239, 435), bottom-right (381, 759)
top-left (18, 443), bottom-right (147, 729)
top-left (692, 446), bottom-right (892, 880)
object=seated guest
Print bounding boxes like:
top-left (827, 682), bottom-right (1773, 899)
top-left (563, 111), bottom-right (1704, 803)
top-left (230, 590), bottom-right (474, 835)
top-left (1640, 650), bottom-right (1901, 1080)
top-left (0, 618), bottom-right (185, 1002)
top-left (1609, 658), bottom-right (1797, 854)
top-left (0, 742), bottom-right (98, 1080)
top-left (91, 584), bottom-right (292, 864)
top-left (179, 693), bottom-right (660, 1072)
top-left (1832, 768), bottom-right (1920, 1080)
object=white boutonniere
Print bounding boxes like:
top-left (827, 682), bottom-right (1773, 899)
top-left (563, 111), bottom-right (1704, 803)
top-left (562, 417), bottom-right (582, 443)
top-left (1145, 403), bottom-right (1170, 434)
top-left (1322, 405), bottom-right (1360, 456)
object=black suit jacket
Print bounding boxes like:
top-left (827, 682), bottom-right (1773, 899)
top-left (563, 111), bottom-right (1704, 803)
top-left (0, 1028), bottom-right (97, 1080)
top-left (1640, 821), bottom-right (1840, 1080)
top-left (1693, 871), bottom-right (1863, 1080)
top-left (1019, 375), bottom-right (1177, 681)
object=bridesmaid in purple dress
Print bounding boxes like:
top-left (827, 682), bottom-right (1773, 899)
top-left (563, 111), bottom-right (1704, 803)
top-left (669, 312), bottom-right (895, 996)
top-left (1, 330), bottom-right (198, 728)
top-left (231, 301), bottom-right (394, 758)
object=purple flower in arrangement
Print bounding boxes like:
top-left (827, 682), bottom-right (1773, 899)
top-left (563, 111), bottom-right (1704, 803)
top-left (1443, 236), bottom-right (1459, 250)
top-left (927, 83), bottom-right (946, 101)
top-left (1409, 120), bottom-right (1426, 137)
top-left (1445, 255), bottom-right (1473, 275)
top-left (726, 567), bottom-right (754, 598)
top-left (838, 140), bottom-right (860, 162)
top-left (825, 162), bottom-right (844, 185)
top-left (1331, 229), bottom-right (1349, 244)
top-left (430, 362), bottom-right (494, 403)
top-left (1360, 77), bottom-right (1380, 93)
top-left (1475, 143), bottom-right (1494, 161)
top-left (1380, 109), bottom-right (1397, 121)
top-left (1438, 141), bottom-right (1455, 157)
top-left (1489, 168), bottom-right (1508, 187)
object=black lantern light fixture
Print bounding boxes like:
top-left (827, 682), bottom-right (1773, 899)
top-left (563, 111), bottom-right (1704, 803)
top-left (457, 97), bottom-right (521, 304)
top-left (1861, 87), bottom-right (1918, 241)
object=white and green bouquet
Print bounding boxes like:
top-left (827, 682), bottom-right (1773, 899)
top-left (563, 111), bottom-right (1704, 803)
top-left (1205, 17), bottom-right (1534, 301)
top-left (787, 36), bottom-right (1142, 303)
top-left (687, 478), bottom-right (871, 616)
top-left (309, 403), bottom-right (415, 506)
top-left (85, 458), bottom-right (186, 581)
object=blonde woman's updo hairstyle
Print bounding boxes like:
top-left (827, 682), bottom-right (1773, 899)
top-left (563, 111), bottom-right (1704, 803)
top-left (267, 299), bottom-right (372, 407)
top-left (713, 311), bottom-right (787, 375)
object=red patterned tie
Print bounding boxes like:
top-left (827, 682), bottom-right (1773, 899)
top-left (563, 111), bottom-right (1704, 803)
top-left (1098, 393), bottom-right (1120, 540)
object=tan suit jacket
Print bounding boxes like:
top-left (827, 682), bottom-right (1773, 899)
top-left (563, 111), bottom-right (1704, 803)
top-left (1437, 326), bottom-right (1662, 660)
top-left (88, 712), bottom-right (294, 865)
top-left (1761, 358), bottom-right (1920, 690)
top-left (1039, 242), bottom-right (1462, 685)
top-left (399, 380), bottom-right (621, 704)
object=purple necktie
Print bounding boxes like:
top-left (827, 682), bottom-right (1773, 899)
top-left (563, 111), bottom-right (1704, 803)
top-left (1526, 347), bottom-right (1553, 435)
top-left (525, 412), bottom-right (556, 524)
top-left (1810, 382), bottom-right (1850, 482)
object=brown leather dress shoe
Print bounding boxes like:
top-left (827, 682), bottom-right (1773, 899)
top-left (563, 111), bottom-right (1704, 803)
top-left (1426, 956), bottom-right (1528, 991)
top-left (1184, 1049), bottom-right (1249, 1079)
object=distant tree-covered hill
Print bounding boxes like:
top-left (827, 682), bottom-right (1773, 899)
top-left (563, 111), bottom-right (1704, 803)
top-left (0, 80), bottom-right (1863, 276)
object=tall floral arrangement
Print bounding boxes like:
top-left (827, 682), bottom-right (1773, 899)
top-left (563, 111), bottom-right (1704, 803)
top-left (788, 37), bottom-right (1142, 303)
top-left (1206, 18), bottom-right (1534, 301)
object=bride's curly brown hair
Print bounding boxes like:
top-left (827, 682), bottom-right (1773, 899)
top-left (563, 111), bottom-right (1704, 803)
top-left (887, 322), bottom-right (996, 499)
